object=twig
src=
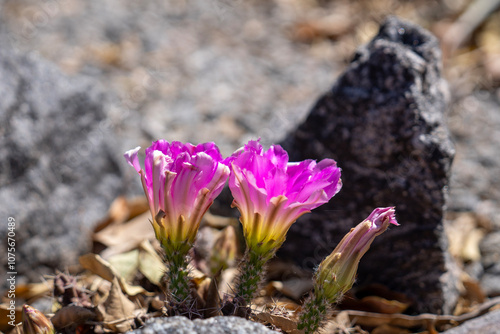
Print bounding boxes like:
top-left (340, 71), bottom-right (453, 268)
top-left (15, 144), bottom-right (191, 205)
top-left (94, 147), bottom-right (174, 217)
top-left (442, 0), bottom-right (500, 55)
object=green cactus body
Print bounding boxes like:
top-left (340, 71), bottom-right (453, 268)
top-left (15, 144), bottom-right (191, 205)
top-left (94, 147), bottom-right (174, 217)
top-left (297, 285), bottom-right (332, 334)
top-left (236, 250), bottom-right (270, 305)
top-left (165, 249), bottom-right (192, 304)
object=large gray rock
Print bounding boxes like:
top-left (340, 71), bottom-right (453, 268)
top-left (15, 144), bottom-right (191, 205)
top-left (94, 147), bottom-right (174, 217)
top-left (132, 316), bottom-right (277, 334)
top-left (278, 17), bottom-right (457, 314)
top-left (0, 36), bottom-right (124, 284)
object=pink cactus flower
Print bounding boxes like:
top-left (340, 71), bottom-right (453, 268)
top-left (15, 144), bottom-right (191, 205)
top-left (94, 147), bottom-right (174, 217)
top-left (228, 140), bottom-right (342, 257)
top-left (124, 140), bottom-right (230, 254)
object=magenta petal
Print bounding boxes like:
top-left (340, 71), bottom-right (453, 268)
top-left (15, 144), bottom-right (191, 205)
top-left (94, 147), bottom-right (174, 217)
top-left (124, 146), bottom-right (142, 173)
top-left (367, 207), bottom-right (399, 226)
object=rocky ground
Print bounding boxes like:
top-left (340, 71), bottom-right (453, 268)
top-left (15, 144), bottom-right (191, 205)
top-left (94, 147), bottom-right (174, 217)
top-left (1, 0), bottom-right (500, 332)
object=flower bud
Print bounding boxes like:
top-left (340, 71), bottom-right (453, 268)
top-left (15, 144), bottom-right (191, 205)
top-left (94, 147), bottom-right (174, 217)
top-left (22, 305), bottom-right (55, 334)
top-left (316, 207), bottom-right (398, 301)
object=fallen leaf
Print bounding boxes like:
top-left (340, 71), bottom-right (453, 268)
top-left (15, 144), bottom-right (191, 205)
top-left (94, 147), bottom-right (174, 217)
top-left (0, 304), bottom-right (22, 332)
top-left (51, 304), bottom-right (96, 331)
top-left (336, 295), bottom-right (500, 332)
top-left (203, 271), bottom-right (222, 318)
top-left (87, 275), bottom-right (112, 306)
top-left (210, 225), bottom-right (240, 275)
top-left (126, 197), bottom-right (150, 219)
top-left (108, 249), bottom-right (140, 282)
top-left (138, 240), bottom-right (167, 286)
top-left (13, 282), bottom-right (51, 303)
top-left (323, 312), bottom-right (369, 334)
top-left (98, 277), bottom-right (137, 333)
top-left (94, 196), bottom-right (131, 233)
top-left (462, 275), bottom-right (486, 304)
top-left (79, 253), bottom-right (151, 296)
top-left (93, 212), bottom-right (155, 259)
top-left (446, 213), bottom-right (485, 262)
top-left (371, 324), bottom-right (411, 334)
top-left (454, 273), bottom-right (487, 315)
top-left (359, 296), bottom-right (410, 314)
top-left (201, 211), bottom-right (238, 229)
top-left (254, 311), bottom-right (302, 334)
top-left (219, 267), bottom-right (239, 296)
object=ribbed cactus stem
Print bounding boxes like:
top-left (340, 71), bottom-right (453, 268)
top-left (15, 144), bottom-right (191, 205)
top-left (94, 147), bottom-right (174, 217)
top-left (165, 250), bottom-right (192, 304)
top-left (236, 250), bottom-right (270, 305)
top-left (297, 285), bottom-right (333, 333)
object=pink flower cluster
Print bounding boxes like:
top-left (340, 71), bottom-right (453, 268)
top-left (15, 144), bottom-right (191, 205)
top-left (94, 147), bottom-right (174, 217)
top-left (125, 139), bottom-right (343, 256)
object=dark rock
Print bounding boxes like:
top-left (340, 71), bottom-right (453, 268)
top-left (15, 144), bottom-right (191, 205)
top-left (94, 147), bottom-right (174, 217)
top-left (0, 36), bottom-right (124, 285)
top-left (440, 309), bottom-right (500, 334)
top-left (278, 17), bottom-right (457, 314)
top-left (132, 316), bottom-right (277, 334)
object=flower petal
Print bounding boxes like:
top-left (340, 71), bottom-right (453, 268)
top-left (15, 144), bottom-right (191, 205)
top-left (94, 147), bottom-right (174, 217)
top-left (124, 146), bottom-right (142, 173)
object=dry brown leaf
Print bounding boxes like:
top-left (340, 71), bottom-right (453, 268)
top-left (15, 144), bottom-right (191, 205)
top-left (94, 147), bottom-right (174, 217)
top-left (94, 197), bottom-right (131, 233)
top-left (98, 277), bottom-right (137, 333)
top-left (138, 239), bottom-right (167, 286)
top-left (292, 13), bottom-right (353, 43)
top-left (126, 197), bottom-right (150, 219)
top-left (79, 253), bottom-right (151, 296)
top-left (337, 309), bottom-right (438, 332)
top-left (94, 196), bottom-right (149, 233)
top-left (219, 267), bottom-right (239, 296)
top-left (359, 296), bottom-right (410, 314)
top-left (371, 324), bottom-right (411, 334)
top-left (446, 213), bottom-right (485, 262)
top-left (337, 296), bottom-right (500, 332)
top-left (254, 311), bottom-right (303, 334)
top-left (108, 249), bottom-right (140, 282)
top-left (210, 225), bottom-right (240, 275)
top-left (322, 311), bottom-right (370, 334)
top-left (93, 212), bottom-right (155, 259)
top-left (189, 264), bottom-right (208, 286)
top-left (87, 276), bottom-right (112, 306)
top-left (203, 272), bottom-right (222, 318)
top-left (0, 304), bottom-right (22, 332)
top-left (13, 282), bottom-right (52, 303)
top-left (201, 211), bottom-right (238, 229)
top-left (454, 273), bottom-right (487, 315)
top-left (462, 276), bottom-right (486, 304)
top-left (51, 304), bottom-right (96, 330)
